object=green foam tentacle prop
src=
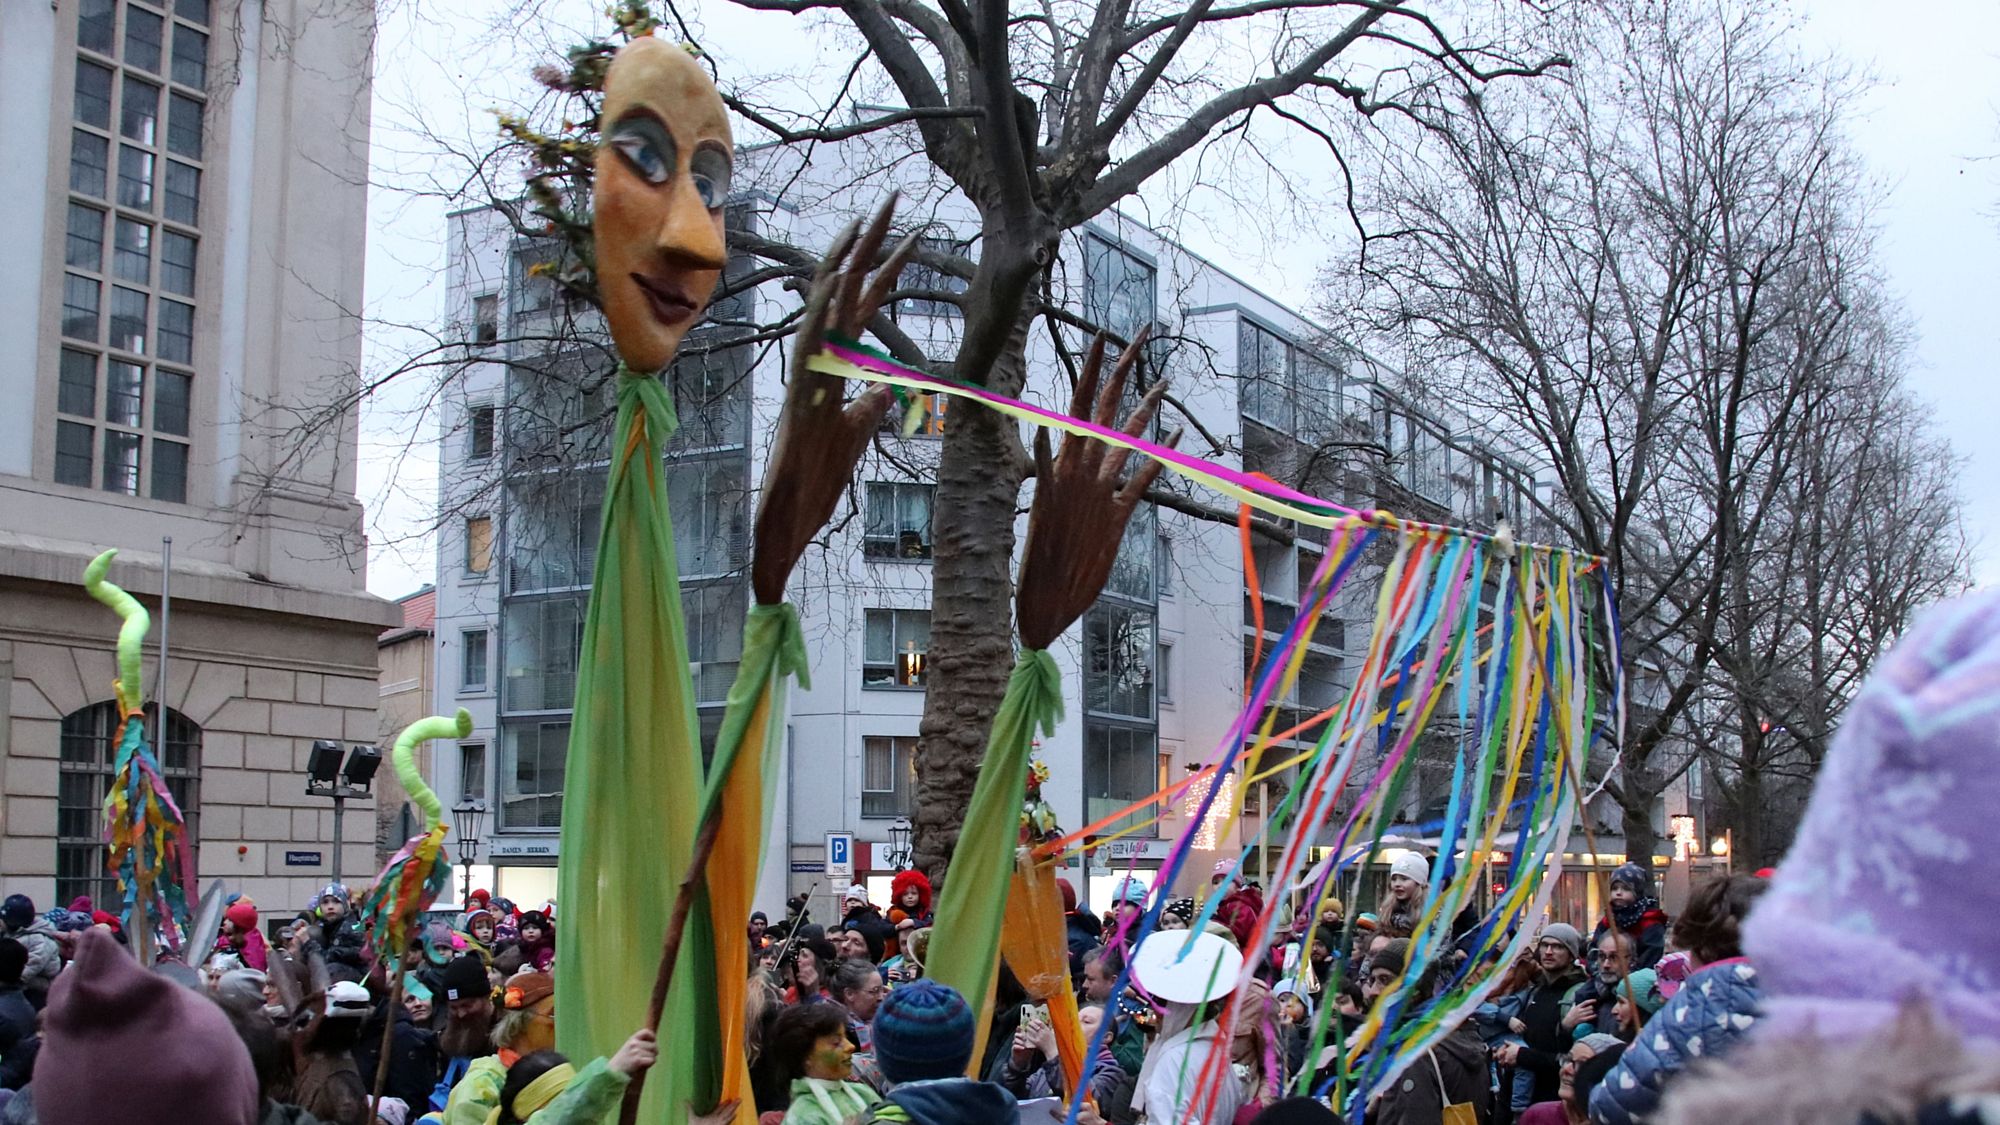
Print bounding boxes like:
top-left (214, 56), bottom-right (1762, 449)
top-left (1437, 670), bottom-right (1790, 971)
top-left (395, 709), bottom-right (471, 831)
top-left (83, 549), bottom-right (148, 714)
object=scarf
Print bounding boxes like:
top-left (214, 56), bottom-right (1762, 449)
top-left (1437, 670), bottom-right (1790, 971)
top-left (1611, 896), bottom-right (1661, 933)
top-left (482, 1061), bottom-right (575, 1125)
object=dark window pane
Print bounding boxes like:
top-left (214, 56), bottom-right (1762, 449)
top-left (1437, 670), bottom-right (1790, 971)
top-left (101, 429), bottom-right (140, 494)
top-left (70, 130), bottom-right (109, 197)
top-left (59, 350), bottom-right (98, 417)
top-left (125, 6), bottom-right (164, 72)
top-left (78, 0), bottom-right (117, 52)
top-left (155, 369), bottom-right (190, 434)
top-left (158, 299), bottom-right (192, 363)
top-left (109, 287), bottom-right (147, 354)
top-left (469, 404), bottom-right (495, 458)
top-left (66, 203), bottom-right (104, 270)
top-left (176, 0), bottom-right (209, 24)
top-left (62, 274), bottom-right (100, 341)
top-left (163, 160), bottom-right (198, 223)
top-left (172, 25), bottom-right (207, 88)
top-left (121, 76), bottom-right (159, 144)
top-left (113, 217), bottom-right (151, 284)
top-left (106, 360), bottom-right (144, 425)
top-left (160, 230), bottom-right (195, 295)
top-left (74, 60), bottom-right (113, 128)
top-left (151, 439), bottom-right (187, 503)
top-left (55, 421), bottom-right (94, 486)
top-left (118, 146), bottom-right (154, 209)
top-left (166, 92), bottom-right (201, 158)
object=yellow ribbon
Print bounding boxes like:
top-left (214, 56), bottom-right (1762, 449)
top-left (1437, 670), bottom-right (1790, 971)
top-left (482, 1061), bottom-right (576, 1125)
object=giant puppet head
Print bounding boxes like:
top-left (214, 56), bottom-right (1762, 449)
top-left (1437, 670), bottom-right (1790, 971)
top-left (592, 38), bottom-right (733, 373)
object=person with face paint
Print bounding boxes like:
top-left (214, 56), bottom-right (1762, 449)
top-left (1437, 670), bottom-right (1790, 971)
top-left (769, 1002), bottom-right (882, 1124)
top-left (440, 970), bottom-right (557, 1125)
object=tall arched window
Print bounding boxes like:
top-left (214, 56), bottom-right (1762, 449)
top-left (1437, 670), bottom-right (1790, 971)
top-left (56, 702), bottom-right (201, 909)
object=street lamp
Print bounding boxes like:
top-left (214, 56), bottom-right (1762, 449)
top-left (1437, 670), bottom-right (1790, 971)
top-left (304, 741), bottom-right (382, 885)
top-left (887, 817), bottom-right (913, 870)
top-left (453, 799), bottom-right (487, 903)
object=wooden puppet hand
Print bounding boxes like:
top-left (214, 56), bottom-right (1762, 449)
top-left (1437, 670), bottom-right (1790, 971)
top-left (1014, 329), bottom-right (1175, 650)
top-left (749, 196), bottom-right (915, 605)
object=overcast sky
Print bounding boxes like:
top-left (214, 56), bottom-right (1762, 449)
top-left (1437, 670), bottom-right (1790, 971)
top-left (356, 0), bottom-right (2000, 600)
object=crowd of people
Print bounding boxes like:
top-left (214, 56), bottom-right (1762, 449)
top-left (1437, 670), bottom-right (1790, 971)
top-left (0, 589), bottom-right (1996, 1124)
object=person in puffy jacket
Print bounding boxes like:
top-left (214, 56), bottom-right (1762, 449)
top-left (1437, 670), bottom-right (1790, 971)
top-left (218, 901), bottom-right (269, 971)
top-left (0, 897), bottom-right (60, 1003)
top-left (1588, 864), bottom-right (1668, 973)
top-left (1588, 873), bottom-right (1767, 1125)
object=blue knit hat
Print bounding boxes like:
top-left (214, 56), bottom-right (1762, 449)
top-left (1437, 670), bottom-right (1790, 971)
top-left (1610, 862), bottom-right (1652, 896)
top-left (870, 979), bottom-right (975, 1084)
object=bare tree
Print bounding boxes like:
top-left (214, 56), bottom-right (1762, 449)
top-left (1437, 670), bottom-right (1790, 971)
top-left (1329, 0), bottom-right (1966, 862)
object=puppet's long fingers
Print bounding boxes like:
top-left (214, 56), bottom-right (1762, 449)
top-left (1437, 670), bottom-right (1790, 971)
top-left (1070, 334), bottom-right (1108, 422)
top-left (835, 195), bottom-right (898, 337)
top-left (1116, 427), bottom-right (1179, 507)
top-left (843, 382), bottom-right (894, 434)
top-left (1092, 324), bottom-right (1151, 427)
top-left (1099, 380), bottom-right (1170, 485)
top-left (855, 231), bottom-right (921, 331)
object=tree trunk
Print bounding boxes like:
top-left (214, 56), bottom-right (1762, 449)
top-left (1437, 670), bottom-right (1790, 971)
top-left (912, 313), bottom-right (1034, 881)
top-left (1618, 758), bottom-right (1660, 870)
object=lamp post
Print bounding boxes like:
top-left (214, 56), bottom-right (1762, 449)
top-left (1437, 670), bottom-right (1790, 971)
top-left (887, 817), bottom-right (913, 870)
top-left (453, 799), bottom-right (487, 903)
top-left (305, 740), bottom-right (382, 884)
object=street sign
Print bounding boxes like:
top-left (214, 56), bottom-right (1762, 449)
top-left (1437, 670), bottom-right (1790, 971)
top-left (791, 862), bottom-right (826, 873)
top-left (284, 850), bottom-right (323, 867)
top-left (825, 832), bottom-right (854, 880)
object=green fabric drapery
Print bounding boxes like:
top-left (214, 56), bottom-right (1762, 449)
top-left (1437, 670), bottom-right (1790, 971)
top-left (923, 649), bottom-right (1065, 1071)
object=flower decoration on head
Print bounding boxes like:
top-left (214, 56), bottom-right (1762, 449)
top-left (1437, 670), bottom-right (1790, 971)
top-left (1019, 753), bottom-right (1060, 845)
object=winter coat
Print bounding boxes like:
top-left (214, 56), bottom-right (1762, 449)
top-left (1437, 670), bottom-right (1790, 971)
top-left (440, 1054), bottom-right (506, 1125)
top-left (1589, 958), bottom-right (1760, 1125)
top-left (1569, 975), bottom-right (1632, 1041)
top-left (521, 1056), bottom-right (630, 1125)
top-left (0, 986), bottom-right (34, 1091)
top-left (859, 1077), bottom-right (1018, 1125)
top-left (353, 1001), bottom-right (442, 1113)
top-left (1369, 1023), bottom-right (1492, 1125)
top-left (1066, 912), bottom-right (1104, 961)
top-left (313, 915), bottom-right (369, 973)
top-left (10, 920), bottom-right (59, 998)
top-left (219, 928), bottom-right (270, 972)
top-left (1135, 1023), bottom-right (1244, 1125)
top-left (780, 1076), bottom-right (881, 1125)
top-left (1514, 966), bottom-right (1588, 1105)
top-left (1590, 911), bottom-right (1669, 972)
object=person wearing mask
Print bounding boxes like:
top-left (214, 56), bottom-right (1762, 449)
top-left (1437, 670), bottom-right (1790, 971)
top-left (441, 970), bottom-right (555, 1125)
top-left (1130, 929), bottom-right (1244, 1124)
top-left (772, 1001), bottom-right (882, 1124)
top-left (1492, 923), bottom-right (1588, 1107)
top-left (1362, 939), bottom-right (1489, 1125)
top-left (856, 979), bottom-right (1018, 1125)
top-left (829, 958), bottom-right (887, 1051)
top-left (218, 900), bottom-right (270, 972)
top-left (1588, 874), bottom-right (1766, 1125)
top-left (1588, 865), bottom-right (1668, 972)
top-left (0, 897), bottom-right (60, 1005)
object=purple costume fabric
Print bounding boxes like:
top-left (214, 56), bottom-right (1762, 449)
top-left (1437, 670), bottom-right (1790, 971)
top-left (1745, 589), bottom-right (2000, 1044)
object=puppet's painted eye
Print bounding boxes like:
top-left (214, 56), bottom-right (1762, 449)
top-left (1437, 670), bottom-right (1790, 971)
top-left (609, 116), bottom-right (676, 185)
top-left (690, 146), bottom-right (732, 209)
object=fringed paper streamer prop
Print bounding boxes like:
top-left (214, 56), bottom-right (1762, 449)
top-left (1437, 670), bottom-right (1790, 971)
top-left (85, 549), bottom-right (196, 948)
top-left (358, 708), bottom-right (472, 961)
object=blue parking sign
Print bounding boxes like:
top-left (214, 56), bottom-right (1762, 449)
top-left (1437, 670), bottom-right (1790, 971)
top-left (826, 832), bottom-right (854, 879)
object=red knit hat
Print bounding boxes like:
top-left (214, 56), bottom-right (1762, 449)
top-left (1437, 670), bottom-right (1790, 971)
top-left (39, 928), bottom-right (259, 1125)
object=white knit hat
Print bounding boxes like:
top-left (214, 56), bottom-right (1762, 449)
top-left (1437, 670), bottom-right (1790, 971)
top-left (1390, 851), bottom-right (1431, 886)
top-left (844, 884), bottom-right (869, 903)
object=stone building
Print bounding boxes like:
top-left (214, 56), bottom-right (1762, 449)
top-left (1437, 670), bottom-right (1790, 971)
top-left (0, 0), bottom-right (393, 913)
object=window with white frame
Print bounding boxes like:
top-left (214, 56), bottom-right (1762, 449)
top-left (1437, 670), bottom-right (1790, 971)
top-left (460, 628), bottom-right (490, 693)
top-left (862, 735), bottom-right (917, 818)
top-left (473, 294), bottom-right (498, 346)
top-left (1158, 640), bottom-right (1174, 705)
top-left (468, 404), bottom-right (496, 460)
top-left (55, 0), bottom-right (209, 502)
top-left (863, 609), bottom-right (930, 688)
top-left (864, 481), bottom-right (934, 560)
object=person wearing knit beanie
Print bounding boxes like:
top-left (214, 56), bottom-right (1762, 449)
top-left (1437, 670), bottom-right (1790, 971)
top-left (860, 979), bottom-right (1018, 1124)
top-left (1592, 861), bottom-right (1669, 971)
top-left (38, 927), bottom-right (259, 1125)
top-left (869, 978), bottom-right (976, 1084)
top-left (1375, 853), bottom-right (1430, 938)
top-left (1610, 967), bottom-right (1666, 1033)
